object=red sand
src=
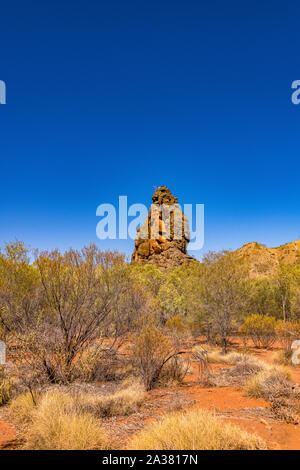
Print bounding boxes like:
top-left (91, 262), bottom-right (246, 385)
top-left (1, 337), bottom-right (300, 450)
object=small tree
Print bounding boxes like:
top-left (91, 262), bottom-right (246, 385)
top-left (18, 245), bottom-right (129, 384)
top-left (201, 251), bottom-right (249, 354)
top-left (0, 241), bottom-right (41, 335)
top-left (275, 264), bottom-right (296, 322)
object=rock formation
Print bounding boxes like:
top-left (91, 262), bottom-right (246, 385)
top-left (235, 239), bottom-right (300, 278)
top-left (131, 186), bottom-right (195, 270)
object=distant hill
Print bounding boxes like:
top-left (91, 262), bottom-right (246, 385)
top-left (235, 239), bottom-right (300, 278)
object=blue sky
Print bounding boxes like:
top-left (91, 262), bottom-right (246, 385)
top-left (0, 0), bottom-right (299, 260)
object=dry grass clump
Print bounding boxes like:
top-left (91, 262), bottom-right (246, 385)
top-left (156, 356), bottom-right (190, 387)
top-left (12, 379), bottom-right (145, 426)
top-left (207, 350), bottom-right (265, 369)
top-left (246, 367), bottom-right (294, 400)
top-left (226, 355), bottom-right (266, 378)
top-left (272, 350), bottom-right (295, 367)
top-left (0, 366), bottom-right (12, 406)
top-left (12, 380), bottom-right (144, 449)
top-left (23, 390), bottom-right (111, 450)
top-left (129, 408), bottom-right (267, 450)
top-left (10, 391), bottom-right (40, 423)
top-left (269, 397), bottom-right (299, 424)
top-left (206, 350), bottom-right (231, 364)
top-left (246, 364), bottom-right (300, 423)
top-left (77, 380), bottom-right (145, 417)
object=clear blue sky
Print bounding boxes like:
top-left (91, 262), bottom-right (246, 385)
top-left (0, 0), bottom-right (299, 260)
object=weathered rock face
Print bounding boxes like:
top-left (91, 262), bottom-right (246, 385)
top-left (131, 186), bottom-right (195, 270)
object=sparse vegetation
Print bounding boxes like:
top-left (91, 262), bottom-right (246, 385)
top-left (207, 350), bottom-right (264, 368)
top-left (1, 240), bottom-right (300, 450)
top-left (246, 367), bottom-right (293, 400)
top-left (129, 408), bottom-right (267, 450)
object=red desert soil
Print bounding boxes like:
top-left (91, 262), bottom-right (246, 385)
top-left (175, 338), bottom-right (300, 450)
top-left (1, 337), bottom-right (300, 450)
top-left (0, 420), bottom-right (17, 450)
top-left (180, 384), bottom-right (300, 450)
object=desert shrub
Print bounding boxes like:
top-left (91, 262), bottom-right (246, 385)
top-left (23, 391), bottom-right (111, 450)
top-left (246, 367), bottom-right (294, 400)
top-left (10, 391), bottom-right (40, 423)
top-left (129, 408), bottom-right (267, 450)
top-left (156, 356), bottom-right (190, 387)
top-left (275, 320), bottom-right (300, 351)
top-left (12, 246), bottom-right (131, 385)
top-left (239, 331), bottom-right (249, 347)
top-left (206, 351), bottom-right (266, 386)
top-left (72, 343), bottom-right (130, 382)
top-left (130, 318), bottom-right (185, 390)
top-left (192, 347), bottom-right (212, 384)
top-left (72, 343), bottom-right (105, 382)
top-left (165, 315), bottom-right (186, 335)
top-left (0, 366), bottom-right (13, 406)
top-left (226, 355), bottom-right (265, 378)
top-left (239, 314), bottom-right (277, 349)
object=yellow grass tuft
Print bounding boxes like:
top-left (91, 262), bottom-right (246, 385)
top-left (10, 392), bottom-right (40, 423)
top-left (129, 408), bottom-right (267, 450)
top-left (78, 380), bottom-right (145, 417)
top-left (246, 366), bottom-right (293, 400)
top-left (23, 390), bottom-right (111, 450)
top-left (272, 350), bottom-right (295, 366)
top-left (206, 350), bottom-right (265, 368)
